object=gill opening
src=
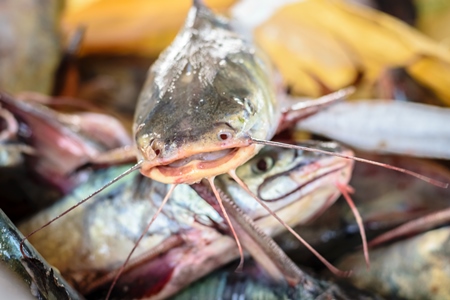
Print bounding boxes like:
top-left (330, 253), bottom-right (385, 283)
top-left (228, 169), bottom-right (352, 277)
top-left (250, 138), bottom-right (449, 189)
top-left (20, 160), bottom-right (144, 258)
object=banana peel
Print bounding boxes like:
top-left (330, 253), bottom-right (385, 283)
top-left (64, 0), bottom-right (101, 14)
top-left (253, 0), bottom-right (450, 104)
top-left (415, 0), bottom-right (450, 46)
top-left (407, 56), bottom-right (450, 103)
top-left (255, 16), bottom-right (358, 96)
top-left (62, 0), bottom-right (236, 57)
top-left (63, 0), bottom-right (450, 105)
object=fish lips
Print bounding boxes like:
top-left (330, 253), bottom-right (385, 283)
top-left (140, 143), bottom-right (259, 184)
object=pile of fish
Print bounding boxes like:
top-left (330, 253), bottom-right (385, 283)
top-left (1, 1), bottom-right (450, 300)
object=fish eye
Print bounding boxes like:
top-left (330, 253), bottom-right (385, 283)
top-left (252, 156), bottom-right (274, 173)
top-left (218, 131), bottom-right (233, 141)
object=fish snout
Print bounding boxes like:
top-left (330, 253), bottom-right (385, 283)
top-left (134, 131), bottom-right (164, 161)
top-left (141, 136), bottom-right (185, 162)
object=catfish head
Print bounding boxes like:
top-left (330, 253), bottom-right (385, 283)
top-left (133, 1), bottom-right (281, 184)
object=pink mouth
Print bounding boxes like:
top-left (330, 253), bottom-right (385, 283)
top-left (157, 148), bottom-right (238, 179)
top-left (140, 145), bottom-right (259, 184)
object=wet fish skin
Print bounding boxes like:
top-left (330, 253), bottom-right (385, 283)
top-left (337, 226), bottom-right (450, 300)
top-left (0, 209), bottom-right (83, 300)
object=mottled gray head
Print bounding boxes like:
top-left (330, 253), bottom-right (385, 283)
top-left (133, 2), bottom-right (280, 183)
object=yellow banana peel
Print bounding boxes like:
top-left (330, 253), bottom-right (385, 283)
top-left (415, 0), bottom-right (450, 46)
top-left (255, 14), bottom-right (358, 97)
top-left (63, 0), bottom-right (236, 57)
top-left (254, 0), bottom-right (450, 104)
top-left (64, 0), bottom-right (101, 15)
top-left (407, 56), bottom-right (450, 101)
top-left (63, 0), bottom-right (450, 105)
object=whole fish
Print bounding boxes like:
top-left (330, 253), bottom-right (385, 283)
top-left (19, 141), bottom-right (353, 299)
top-left (122, 1), bottom-right (361, 285)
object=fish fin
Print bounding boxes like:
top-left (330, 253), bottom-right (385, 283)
top-left (278, 87), bottom-right (355, 133)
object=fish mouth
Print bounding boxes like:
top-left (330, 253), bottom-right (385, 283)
top-left (167, 149), bottom-right (234, 168)
top-left (140, 145), bottom-right (259, 184)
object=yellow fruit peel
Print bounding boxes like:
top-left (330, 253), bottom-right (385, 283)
top-left (63, 0), bottom-right (236, 57)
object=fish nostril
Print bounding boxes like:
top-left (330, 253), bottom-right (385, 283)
top-left (150, 139), bottom-right (163, 157)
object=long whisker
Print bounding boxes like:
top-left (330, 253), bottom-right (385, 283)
top-left (228, 170), bottom-right (351, 277)
top-left (105, 184), bottom-right (177, 300)
top-left (368, 207), bottom-right (450, 248)
top-left (208, 177), bottom-right (244, 272)
top-left (336, 183), bottom-right (370, 268)
top-left (20, 161), bottom-right (143, 257)
top-left (251, 138), bottom-right (449, 189)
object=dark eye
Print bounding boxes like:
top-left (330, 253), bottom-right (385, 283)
top-left (218, 131), bottom-right (232, 141)
top-left (252, 156), bottom-right (274, 173)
